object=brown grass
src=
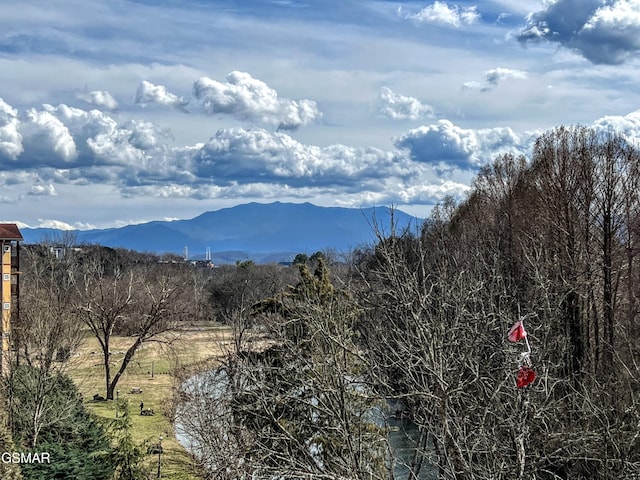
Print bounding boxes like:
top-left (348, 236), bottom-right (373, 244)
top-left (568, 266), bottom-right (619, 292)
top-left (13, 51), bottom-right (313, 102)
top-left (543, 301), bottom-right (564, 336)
top-left (68, 324), bottom-right (233, 480)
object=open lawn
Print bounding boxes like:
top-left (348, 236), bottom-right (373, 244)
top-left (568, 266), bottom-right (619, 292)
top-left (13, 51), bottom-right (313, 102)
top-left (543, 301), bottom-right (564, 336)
top-left (68, 323), bottom-right (233, 480)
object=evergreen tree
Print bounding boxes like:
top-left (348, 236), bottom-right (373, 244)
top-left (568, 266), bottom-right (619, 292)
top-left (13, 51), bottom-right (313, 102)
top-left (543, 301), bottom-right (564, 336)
top-left (108, 400), bottom-right (149, 480)
top-left (10, 367), bottom-right (114, 480)
top-left (184, 259), bottom-right (388, 479)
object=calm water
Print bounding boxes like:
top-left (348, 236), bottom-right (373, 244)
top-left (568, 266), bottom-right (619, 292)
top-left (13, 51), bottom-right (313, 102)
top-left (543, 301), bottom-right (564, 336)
top-left (175, 370), bottom-right (438, 479)
top-left (387, 416), bottom-right (438, 480)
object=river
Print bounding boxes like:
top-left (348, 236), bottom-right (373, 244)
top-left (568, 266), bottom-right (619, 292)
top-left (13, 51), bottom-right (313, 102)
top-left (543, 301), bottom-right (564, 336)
top-left (175, 369), bottom-right (437, 479)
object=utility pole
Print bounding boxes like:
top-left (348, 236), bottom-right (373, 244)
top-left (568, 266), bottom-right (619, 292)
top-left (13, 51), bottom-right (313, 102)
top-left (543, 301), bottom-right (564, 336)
top-left (157, 435), bottom-right (163, 478)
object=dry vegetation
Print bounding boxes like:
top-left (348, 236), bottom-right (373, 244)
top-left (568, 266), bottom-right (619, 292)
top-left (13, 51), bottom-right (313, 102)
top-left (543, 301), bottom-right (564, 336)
top-left (68, 324), bottom-right (232, 480)
top-left (5, 124), bottom-right (640, 480)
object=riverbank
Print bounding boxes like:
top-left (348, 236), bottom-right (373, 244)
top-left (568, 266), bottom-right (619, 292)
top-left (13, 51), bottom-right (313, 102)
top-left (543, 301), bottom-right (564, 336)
top-left (68, 323), bottom-right (232, 480)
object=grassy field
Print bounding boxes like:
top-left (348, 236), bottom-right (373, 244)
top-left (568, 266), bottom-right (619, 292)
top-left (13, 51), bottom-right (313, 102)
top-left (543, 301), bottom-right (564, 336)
top-left (68, 324), bottom-right (233, 480)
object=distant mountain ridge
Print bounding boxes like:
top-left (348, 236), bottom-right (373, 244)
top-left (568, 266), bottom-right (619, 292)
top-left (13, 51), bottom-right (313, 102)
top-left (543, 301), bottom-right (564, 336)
top-left (20, 202), bottom-right (421, 263)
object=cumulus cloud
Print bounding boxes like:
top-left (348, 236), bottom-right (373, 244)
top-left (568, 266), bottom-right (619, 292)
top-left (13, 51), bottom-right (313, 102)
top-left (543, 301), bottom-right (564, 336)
top-left (76, 90), bottom-right (119, 110)
top-left (192, 127), bottom-right (403, 186)
top-left (17, 104), bottom-right (163, 171)
top-left (35, 219), bottom-right (96, 230)
top-left (0, 91), bottom-right (560, 213)
top-left (22, 108), bottom-right (77, 163)
top-left (4, 100), bottom-right (535, 208)
top-left (386, 180), bottom-right (471, 204)
top-left (29, 184), bottom-right (57, 196)
top-left (113, 124), bottom-right (474, 206)
top-left (0, 98), bottom-right (23, 160)
top-left (377, 87), bottom-right (434, 120)
top-left (401, 1), bottom-right (480, 27)
top-left (463, 67), bottom-right (528, 91)
top-left (0, 102), bottom-right (186, 197)
top-left (37, 219), bottom-right (74, 230)
top-left (518, 0), bottom-right (640, 64)
top-left (54, 104), bottom-right (174, 170)
top-left (193, 71), bottom-right (322, 130)
top-left (135, 80), bottom-right (188, 111)
top-left (592, 108), bottom-right (640, 142)
top-left (394, 119), bottom-right (536, 167)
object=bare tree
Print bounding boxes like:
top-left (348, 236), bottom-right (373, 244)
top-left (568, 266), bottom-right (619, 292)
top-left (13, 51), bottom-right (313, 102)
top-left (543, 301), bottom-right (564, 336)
top-left (178, 260), bottom-right (388, 479)
top-left (354, 128), bottom-right (640, 478)
top-left (75, 251), bottom-right (191, 399)
top-left (8, 239), bottom-right (84, 447)
top-left (206, 262), bottom-right (293, 325)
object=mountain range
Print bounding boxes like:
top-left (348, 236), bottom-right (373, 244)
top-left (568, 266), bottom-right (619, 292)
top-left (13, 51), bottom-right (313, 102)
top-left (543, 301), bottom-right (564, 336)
top-left (20, 202), bottom-right (422, 263)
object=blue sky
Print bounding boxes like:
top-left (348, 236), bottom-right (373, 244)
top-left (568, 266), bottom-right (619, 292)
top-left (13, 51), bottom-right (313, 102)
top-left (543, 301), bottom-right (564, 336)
top-left (2, 0), bottom-right (640, 229)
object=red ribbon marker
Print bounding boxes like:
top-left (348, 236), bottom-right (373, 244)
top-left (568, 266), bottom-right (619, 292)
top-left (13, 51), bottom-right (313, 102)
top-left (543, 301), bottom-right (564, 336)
top-left (508, 317), bottom-right (536, 388)
top-left (516, 366), bottom-right (536, 388)
top-left (507, 319), bottom-right (527, 343)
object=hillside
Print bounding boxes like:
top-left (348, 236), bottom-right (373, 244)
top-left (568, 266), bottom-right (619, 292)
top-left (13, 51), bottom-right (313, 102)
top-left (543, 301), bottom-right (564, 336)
top-left (21, 202), bottom-right (420, 263)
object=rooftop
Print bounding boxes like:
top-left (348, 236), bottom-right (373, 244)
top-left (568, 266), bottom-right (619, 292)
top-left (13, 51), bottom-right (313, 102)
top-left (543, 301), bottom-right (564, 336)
top-left (0, 224), bottom-right (23, 241)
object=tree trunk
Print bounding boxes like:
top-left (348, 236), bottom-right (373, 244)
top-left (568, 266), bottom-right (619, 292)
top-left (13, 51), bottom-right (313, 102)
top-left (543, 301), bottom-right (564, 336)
top-left (602, 209), bottom-right (614, 370)
top-left (104, 340), bottom-right (112, 400)
top-left (109, 336), bottom-right (144, 401)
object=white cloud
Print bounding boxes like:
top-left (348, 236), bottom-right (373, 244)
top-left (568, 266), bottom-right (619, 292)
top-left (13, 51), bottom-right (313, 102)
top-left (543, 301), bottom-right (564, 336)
top-left (577, 0), bottom-right (640, 63)
top-left (72, 221), bottom-right (98, 230)
top-left (11, 86), bottom-right (640, 222)
top-left (462, 80), bottom-right (483, 90)
top-left (585, 0), bottom-right (640, 28)
top-left (463, 67), bottom-right (528, 91)
top-left (484, 68), bottom-right (528, 86)
top-left (111, 123), bottom-right (476, 206)
top-left (192, 127), bottom-right (404, 185)
top-left (22, 108), bottom-right (77, 163)
top-left (395, 119), bottom-right (535, 167)
top-left (37, 219), bottom-right (74, 230)
top-left (135, 80), bottom-right (188, 111)
top-left (34, 103), bottom-right (167, 169)
top-left (592, 108), bottom-right (640, 142)
top-left (387, 180), bottom-right (471, 204)
top-left (403, 1), bottom-right (480, 27)
top-left (377, 87), bottom-right (434, 120)
top-left (193, 71), bottom-right (322, 130)
top-left (0, 98), bottom-right (23, 160)
top-left (0, 220), bottom-right (31, 228)
top-left (29, 184), bottom-right (57, 196)
top-left (76, 90), bottom-right (119, 110)
top-left (519, 0), bottom-right (640, 64)
top-left (0, 99), bottom-right (540, 210)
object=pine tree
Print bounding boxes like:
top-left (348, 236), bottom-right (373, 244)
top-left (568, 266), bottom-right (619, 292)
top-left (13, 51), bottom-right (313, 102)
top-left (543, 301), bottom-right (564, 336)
top-left (193, 259), bottom-right (388, 479)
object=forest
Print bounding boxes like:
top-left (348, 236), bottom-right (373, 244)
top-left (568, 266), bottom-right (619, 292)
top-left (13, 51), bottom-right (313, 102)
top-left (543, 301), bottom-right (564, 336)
top-left (1, 125), bottom-right (639, 480)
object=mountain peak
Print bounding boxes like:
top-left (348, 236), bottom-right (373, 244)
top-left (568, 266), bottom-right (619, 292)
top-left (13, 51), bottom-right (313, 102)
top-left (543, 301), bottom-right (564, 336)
top-left (21, 203), bottom-right (421, 263)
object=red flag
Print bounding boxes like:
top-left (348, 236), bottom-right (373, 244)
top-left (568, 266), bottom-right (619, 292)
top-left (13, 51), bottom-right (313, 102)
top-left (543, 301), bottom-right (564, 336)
top-left (516, 366), bottom-right (536, 388)
top-left (508, 319), bottom-right (527, 343)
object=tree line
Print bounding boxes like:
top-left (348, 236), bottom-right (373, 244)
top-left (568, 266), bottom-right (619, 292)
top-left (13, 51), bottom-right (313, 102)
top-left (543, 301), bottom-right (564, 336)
top-left (2, 124), bottom-right (640, 479)
top-left (2, 243), bottom-right (206, 479)
top-left (184, 125), bottom-right (640, 479)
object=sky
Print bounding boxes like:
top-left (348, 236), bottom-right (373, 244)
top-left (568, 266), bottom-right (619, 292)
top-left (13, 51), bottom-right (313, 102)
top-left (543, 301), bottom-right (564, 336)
top-left (2, 0), bottom-right (640, 229)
